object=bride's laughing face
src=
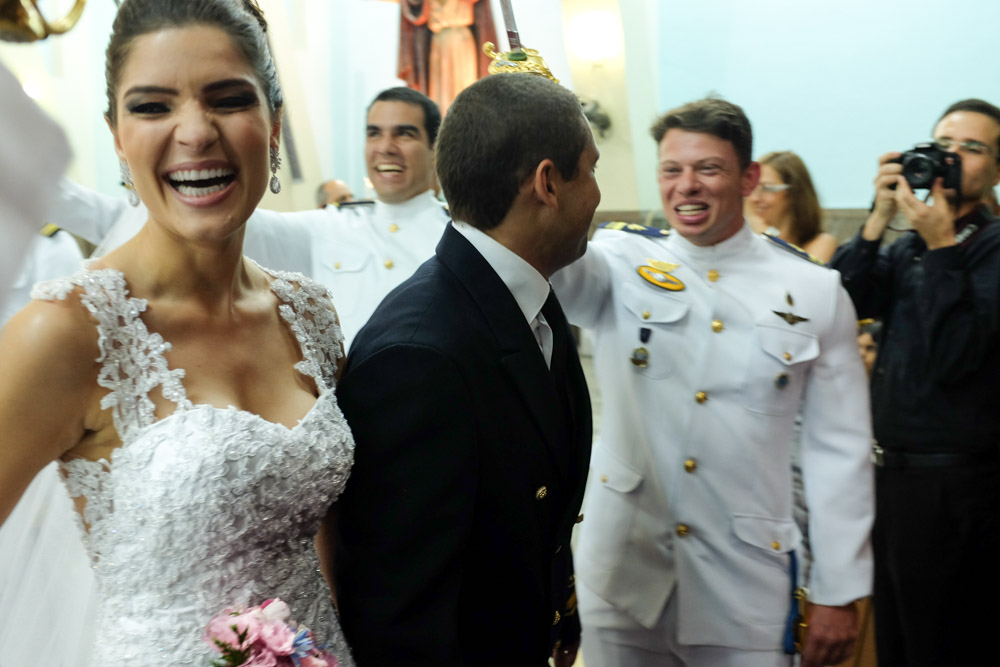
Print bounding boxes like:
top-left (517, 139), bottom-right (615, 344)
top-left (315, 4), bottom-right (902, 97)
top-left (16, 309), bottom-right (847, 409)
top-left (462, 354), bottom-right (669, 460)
top-left (109, 25), bottom-right (280, 244)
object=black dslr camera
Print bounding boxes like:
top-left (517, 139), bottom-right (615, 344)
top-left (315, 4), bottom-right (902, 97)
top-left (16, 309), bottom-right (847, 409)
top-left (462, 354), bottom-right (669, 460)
top-left (889, 143), bottom-right (962, 190)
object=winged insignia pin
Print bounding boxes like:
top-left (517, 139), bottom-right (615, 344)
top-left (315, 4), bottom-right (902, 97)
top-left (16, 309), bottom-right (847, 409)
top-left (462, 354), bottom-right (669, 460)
top-left (647, 259), bottom-right (680, 273)
top-left (773, 310), bottom-right (810, 326)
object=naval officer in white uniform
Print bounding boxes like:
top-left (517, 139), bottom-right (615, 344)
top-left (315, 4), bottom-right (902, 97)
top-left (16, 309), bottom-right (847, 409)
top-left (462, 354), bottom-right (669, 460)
top-left (309, 87), bottom-right (448, 344)
top-left (48, 87), bottom-right (448, 348)
top-left (553, 98), bottom-right (873, 667)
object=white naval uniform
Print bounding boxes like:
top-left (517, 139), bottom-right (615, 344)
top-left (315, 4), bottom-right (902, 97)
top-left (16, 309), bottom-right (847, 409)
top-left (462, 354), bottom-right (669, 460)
top-left (1, 229), bottom-right (83, 325)
top-left (311, 190), bottom-right (449, 347)
top-left (552, 222), bottom-right (873, 657)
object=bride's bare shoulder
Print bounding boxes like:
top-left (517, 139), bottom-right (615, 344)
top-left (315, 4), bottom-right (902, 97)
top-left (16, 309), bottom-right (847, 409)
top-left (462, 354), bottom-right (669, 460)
top-left (0, 290), bottom-right (103, 485)
top-left (1, 289), bottom-right (101, 394)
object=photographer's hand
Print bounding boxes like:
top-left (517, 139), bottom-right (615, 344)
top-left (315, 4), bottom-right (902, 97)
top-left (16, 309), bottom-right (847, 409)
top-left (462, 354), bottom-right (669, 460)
top-left (895, 177), bottom-right (956, 250)
top-left (862, 152), bottom-right (903, 241)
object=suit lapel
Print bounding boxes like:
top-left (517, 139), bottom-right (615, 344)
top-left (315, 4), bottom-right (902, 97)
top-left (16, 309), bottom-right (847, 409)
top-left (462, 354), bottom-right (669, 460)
top-left (435, 226), bottom-right (571, 481)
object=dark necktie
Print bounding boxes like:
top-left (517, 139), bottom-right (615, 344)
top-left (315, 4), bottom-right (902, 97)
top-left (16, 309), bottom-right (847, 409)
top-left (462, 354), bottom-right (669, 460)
top-left (541, 288), bottom-right (569, 376)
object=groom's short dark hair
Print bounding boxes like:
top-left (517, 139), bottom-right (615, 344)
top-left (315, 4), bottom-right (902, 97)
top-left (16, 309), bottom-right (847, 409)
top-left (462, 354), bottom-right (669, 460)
top-left (435, 73), bottom-right (590, 231)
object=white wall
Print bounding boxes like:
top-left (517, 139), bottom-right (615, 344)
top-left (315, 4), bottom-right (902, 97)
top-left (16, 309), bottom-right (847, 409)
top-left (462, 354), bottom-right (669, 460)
top-left (655, 0), bottom-right (1000, 208)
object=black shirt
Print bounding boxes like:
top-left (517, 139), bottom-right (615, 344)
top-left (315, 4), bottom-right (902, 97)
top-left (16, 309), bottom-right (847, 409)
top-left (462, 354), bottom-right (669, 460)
top-left (832, 206), bottom-right (1000, 451)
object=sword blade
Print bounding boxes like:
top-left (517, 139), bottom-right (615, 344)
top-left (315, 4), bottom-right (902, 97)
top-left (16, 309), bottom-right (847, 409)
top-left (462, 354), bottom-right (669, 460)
top-left (498, 0), bottom-right (522, 51)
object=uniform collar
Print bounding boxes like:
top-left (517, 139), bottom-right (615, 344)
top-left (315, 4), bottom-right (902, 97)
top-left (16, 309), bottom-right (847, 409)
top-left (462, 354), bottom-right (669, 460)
top-left (375, 189), bottom-right (442, 222)
top-left (667, 219), bottom-right (755, 264)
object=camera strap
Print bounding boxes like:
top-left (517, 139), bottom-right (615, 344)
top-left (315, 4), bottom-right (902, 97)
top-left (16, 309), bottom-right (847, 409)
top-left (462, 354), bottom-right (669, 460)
top-left (954, 207), bottom-right (995, 247)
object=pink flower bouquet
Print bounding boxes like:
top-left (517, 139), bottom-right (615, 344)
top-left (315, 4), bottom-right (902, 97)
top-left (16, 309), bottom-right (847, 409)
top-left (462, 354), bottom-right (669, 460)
top-left (205, 598), bottom-right (339, 667)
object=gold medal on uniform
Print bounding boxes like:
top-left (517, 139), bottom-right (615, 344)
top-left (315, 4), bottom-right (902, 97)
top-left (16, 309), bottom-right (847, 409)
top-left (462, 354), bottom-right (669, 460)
top-left (631, 327), bottom-right (653, 367)
top-left (637, 259), bottom-right (685, 291)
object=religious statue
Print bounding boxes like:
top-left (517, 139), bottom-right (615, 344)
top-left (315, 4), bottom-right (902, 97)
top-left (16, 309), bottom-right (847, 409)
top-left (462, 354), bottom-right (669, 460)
top-left (396, 0), bottom-right (497, 114)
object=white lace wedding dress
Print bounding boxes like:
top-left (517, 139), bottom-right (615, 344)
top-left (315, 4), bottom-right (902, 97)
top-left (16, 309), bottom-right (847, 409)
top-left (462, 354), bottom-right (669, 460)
top-left (31, 266), bottom-right (356, 666)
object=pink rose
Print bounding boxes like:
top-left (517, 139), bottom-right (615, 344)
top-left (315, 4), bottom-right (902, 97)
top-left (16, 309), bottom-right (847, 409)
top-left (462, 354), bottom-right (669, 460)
top-left (216, 608), bottom-right (265, 645)
top-left (206, 612), bottom-right (255, 649)
top-left (258, 618), bottom-right (296, 655)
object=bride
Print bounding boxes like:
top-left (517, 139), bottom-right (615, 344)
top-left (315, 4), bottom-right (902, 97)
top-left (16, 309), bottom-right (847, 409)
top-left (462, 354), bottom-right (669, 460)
top-left (0, 0), bottom-right (355, 664)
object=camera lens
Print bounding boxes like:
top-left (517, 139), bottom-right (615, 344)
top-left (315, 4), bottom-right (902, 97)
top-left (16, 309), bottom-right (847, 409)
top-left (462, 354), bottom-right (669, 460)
top-left (903, 154), bottom-right (935, 188)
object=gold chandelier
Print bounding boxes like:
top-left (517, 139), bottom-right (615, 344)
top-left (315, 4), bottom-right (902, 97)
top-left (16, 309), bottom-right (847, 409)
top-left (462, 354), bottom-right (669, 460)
top-left (0, 0), bottom-right (87, 43)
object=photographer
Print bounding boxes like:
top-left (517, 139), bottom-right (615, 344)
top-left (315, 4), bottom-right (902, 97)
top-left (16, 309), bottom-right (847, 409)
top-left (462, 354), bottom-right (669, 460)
top-left (832, 98), bottom-right (1000, 667)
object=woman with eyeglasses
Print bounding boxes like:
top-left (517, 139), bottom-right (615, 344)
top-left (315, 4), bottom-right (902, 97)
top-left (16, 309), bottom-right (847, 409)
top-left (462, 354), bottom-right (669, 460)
top-left (747, 150), bottom-right (838, 263)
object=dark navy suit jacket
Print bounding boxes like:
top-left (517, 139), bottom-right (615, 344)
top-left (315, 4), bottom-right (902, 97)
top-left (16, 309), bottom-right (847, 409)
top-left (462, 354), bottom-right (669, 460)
top-left (334, 225), bottom-right (591, 666)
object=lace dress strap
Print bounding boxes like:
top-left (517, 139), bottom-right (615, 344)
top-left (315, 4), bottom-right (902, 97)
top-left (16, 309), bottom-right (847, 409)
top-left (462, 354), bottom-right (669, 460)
top-left (267, 270), bottom-right (344, 393)
top-left (31, 268), bottom-right (192, 443)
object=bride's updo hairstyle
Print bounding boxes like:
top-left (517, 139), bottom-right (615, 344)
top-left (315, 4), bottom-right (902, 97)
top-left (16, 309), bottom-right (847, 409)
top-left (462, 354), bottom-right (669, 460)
top-left (104, 0), bottom-right (283, 127)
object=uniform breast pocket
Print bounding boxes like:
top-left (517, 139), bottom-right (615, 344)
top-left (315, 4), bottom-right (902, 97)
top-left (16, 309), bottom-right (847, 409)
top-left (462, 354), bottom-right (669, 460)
top-left (731, 514), bottom-right (803, 603)
top-left (314, 243), bottom-right (373, 315)
top-left (742, 324), bottom-right (818, 416)
top-left (620, 282), bottom-right (689, 380)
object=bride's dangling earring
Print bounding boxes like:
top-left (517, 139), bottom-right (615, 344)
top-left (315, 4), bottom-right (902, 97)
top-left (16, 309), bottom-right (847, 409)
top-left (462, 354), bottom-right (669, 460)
top-left (120, 159), bottom-right (140, 207)
top-left (269, 146), bottom-right (281, 194)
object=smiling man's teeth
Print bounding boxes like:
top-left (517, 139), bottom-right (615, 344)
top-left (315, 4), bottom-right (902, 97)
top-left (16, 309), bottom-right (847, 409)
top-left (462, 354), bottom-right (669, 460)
top-left (177, 182), bottom-right (229, 197)
top-left (171, 167), bottom-right (234, 182)
top-left (376, 165), bottom-right (403, 173)
top-left (677, 204), bottom-right (707, 213)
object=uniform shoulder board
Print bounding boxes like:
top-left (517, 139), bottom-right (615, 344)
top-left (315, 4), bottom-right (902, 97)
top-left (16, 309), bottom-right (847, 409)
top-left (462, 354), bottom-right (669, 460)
top-left (334, 199), bottom-right (375, 209)
top-left (39, 223), bottom-right (61, 237)
top-left (761, 233), bottom-right (829, 267)
top-left (598, 221), bottom-right (670, 237)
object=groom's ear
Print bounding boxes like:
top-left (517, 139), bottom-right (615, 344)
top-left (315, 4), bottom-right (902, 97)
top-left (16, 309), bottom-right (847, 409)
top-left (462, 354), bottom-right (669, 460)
top-left (530, 159), bottom-right (560, 212)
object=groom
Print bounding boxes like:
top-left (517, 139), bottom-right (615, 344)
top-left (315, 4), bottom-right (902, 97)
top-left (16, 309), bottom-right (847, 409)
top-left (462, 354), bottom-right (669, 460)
top-left (330, 73), bottom-right (598, 666)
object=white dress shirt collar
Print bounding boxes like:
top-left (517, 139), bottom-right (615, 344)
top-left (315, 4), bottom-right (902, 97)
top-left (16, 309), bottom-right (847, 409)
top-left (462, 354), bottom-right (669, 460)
top-left (451, 220), bottom-right (550, 326)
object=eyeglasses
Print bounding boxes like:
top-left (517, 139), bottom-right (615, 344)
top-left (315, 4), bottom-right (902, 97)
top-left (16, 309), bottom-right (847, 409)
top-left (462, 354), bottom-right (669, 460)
top-left (934, 138), bottom-right (997, 157)
top-left (756, 183), bottom-right (791, 193)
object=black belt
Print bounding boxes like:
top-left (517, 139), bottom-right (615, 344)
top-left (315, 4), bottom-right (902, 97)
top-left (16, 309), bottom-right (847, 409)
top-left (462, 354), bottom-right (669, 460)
top-left (872, 444), bottom-right (998, 469)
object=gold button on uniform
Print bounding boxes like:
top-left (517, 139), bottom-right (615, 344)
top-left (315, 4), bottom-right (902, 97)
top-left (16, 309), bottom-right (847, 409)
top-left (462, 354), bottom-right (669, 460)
top-left (783, 352), bottom-right (792, 361)
top-left (676, 524), bottom-right (690, 537)
top-left (772, 541), bottom-right (781, 551)
top-left (684, 459), bottom-right (697, 473)
top-left (553, 611), bottom-right (561, 625)
top-left (712, 320), bottom-right (724, 333)
top-left (695, 391), bottom-right (708, 404)
top-left (334, 262), bottom-right (342, 270)
top-left (600, 474), bottom-right (608, 483)
top-left (707, 269), bottom-right (720, 282)
top-left (388, 223), bottom-right (399, 233)
top-left (384, 260), bottom-right (395, 269)
top-left (642, 310), bottom-right (651, 320)
top-left (576, 513), bottom-right (584, 524)
top-left (535, 486), bottom-right (548, 500)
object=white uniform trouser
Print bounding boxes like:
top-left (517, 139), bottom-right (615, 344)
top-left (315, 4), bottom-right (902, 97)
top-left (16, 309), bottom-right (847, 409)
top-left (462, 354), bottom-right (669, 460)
top-left (578, 580), bottom-right (792, 667)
